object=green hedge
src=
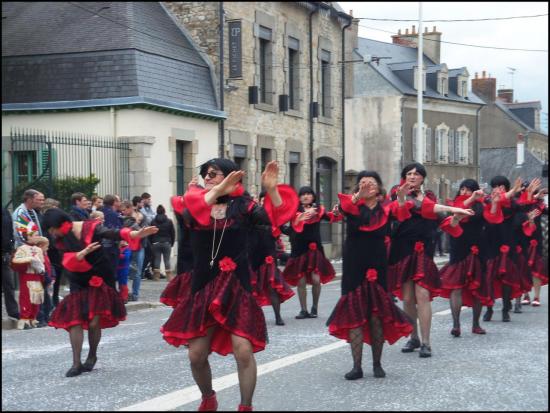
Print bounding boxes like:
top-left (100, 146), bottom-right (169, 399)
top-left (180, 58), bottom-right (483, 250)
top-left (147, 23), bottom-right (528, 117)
top-left (14, 175), bottom-right (100, 211)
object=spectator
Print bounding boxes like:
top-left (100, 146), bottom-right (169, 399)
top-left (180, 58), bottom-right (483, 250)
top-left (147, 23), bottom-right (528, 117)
top-left (140, 193), bottom-right (155, 280)
top-left (150, 205), bottom-right (175, 281)
top-left (90, 210), bottom-right (105, 223)
top-left (91, 195), bottom-right (103, 212)
top-left (101, 194), bottom-right (123, 275)
top-left (40, 198), bottom-right (64, 308)
top-left (116, 241), bottom-right (132, 303)
top-left (140, 192), bottom-right (156, 225)
top-left (121, 200), bottom-right (145, 301)
top-left (2, 207), bottom-right (19, 321)
top-left (69, 192), bottom-right (90, 221)
top-left (13, 189), bottom-right (45, 247)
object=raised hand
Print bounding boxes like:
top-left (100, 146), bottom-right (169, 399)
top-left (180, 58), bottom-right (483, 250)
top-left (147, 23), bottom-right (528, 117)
top-left (188, 175), bottom-right (199, 189)
top-left (261, 161), bottom-right (279, 191)
top-left (449, 207), bottom-right (475, 216)
top-left (214, 170), bottom-right (245, 197)
top-left (77, 241), bottom-right (101, 260)
top-left (527, 208), bottom-right (541, 222)
top-left (527, 178), bottom-right (542, 197)
top-left (396, 182), bottom-right (410, 203)
top-left (472, 189), bottom-right (485, 200)
top-left (137, 226), bottom-right (159, 238)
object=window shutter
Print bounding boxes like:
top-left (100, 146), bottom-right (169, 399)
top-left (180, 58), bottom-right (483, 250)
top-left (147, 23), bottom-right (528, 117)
top-left (434, 129), bottom-right (440, 163)
top-left (425, 128), bottom-right (432, 162)
top-left (448, 130), bottom-right (455, 163)
top-left (412, 127), bottom-right (417, 161)
top-left (467, 132), bottom-right (473, 164)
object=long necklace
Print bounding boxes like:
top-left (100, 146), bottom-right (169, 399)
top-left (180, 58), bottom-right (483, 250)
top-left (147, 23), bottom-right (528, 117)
top-left (210, 217), bottom-right (228, 268)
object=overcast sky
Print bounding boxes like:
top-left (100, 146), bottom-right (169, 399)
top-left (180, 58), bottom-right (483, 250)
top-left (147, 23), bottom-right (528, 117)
top-left (338, 2), bottom-right (548, 133)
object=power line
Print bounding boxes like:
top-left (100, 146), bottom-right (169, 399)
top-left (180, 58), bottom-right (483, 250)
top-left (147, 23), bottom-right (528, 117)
top-left (356, 13), bottom-right (548, 22)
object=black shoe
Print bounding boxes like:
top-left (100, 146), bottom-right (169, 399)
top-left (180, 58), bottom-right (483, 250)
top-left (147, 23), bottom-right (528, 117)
top-left (401, 338), bottom-right (421, 353)
top-left (65, 365), bottom-right (83, 377)
top-left (309, 306), bottom-right (318, 318)
top-left (483, 308), bottom-right (493, 322)
top-left (373, 364), bottom-right (386, 378)
top-left (502, 311), bottom-right (511, 322)
top-left (275, 318), bottom-right (285, 326)
top-left (513, 303), bottom-right (522, 313)
top-left (295, 310), bottom-right (310, 319)
top-left (82, 356), bottom-right (97, 372)
top-left (344, 367), bottom-right (363, 380)
top-left (419, 344), bottom-right (432, 358)
top-left (36, 320), bottom-right (49, 328)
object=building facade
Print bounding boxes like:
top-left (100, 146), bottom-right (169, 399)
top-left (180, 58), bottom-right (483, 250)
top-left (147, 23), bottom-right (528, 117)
top-left (165, 1), bottom-right (353, 257)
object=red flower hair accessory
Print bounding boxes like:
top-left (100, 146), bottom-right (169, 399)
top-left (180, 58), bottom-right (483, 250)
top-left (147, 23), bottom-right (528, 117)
top-left (414, 241), bottom-right (424, 253)
top-left (265, 256), bottom-right (274, 264)
top-left (89, 276), bottom-right (103, 288)
top-left (60, 221), bottom-right (73, 236)
top-left (500, 245), bottom-right (510, 254)
top-left (470, 245), bottom-right (479, 255)
top-left (308, 242), bottom-right (317, 251)
top-left (219, 257), bottom-right (237, 272)
top-left (366, 269), bottom-right (378, 282)
top-left (530, 239), bottom-right (538, 247)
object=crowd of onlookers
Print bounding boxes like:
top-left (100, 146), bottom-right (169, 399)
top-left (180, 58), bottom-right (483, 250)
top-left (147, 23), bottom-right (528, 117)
top-left (2, 189), bottom-right (175, 329)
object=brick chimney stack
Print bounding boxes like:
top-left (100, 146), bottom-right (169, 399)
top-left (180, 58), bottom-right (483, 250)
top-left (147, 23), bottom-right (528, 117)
top-left (497, 89), bottom-right (514, 103)
top-left (471, 70), bottom-right (496, 103)
top-left (391, 25), bottom-right (442, 63)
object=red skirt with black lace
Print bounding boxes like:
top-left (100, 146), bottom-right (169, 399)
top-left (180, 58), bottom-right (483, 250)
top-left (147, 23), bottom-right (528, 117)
top-left (439, 247), bottom-right (493, 307)
top-left (387, 242), bottom-right (441, 301)
top-left (282, 244), bottom-right (335, 286)
top-left (160, 260), bottom-right (267, 356)
top-left (485, 246), bottom-right (522, 300)
top-left (515, 247), bottom-right (533, 293)
top-left (48, 278), bottom-right (127, 331)
top-left (527, 241), bottom-right (548, 285)
top-left (327, 273), bottom-right (413, 345)
top-left (250, 257), bottom-right (295, 306)
top-left (160, 271), bottom-right (192, 308)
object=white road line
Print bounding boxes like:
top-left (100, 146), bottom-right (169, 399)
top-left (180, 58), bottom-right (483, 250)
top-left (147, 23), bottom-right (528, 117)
top-left (118, 340), bottom-right (347, 411)
top-left (433, 306), bottom-right (467, 316)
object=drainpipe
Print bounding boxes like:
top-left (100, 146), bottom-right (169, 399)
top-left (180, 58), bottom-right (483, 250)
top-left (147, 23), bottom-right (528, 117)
top-left (475, 104), bottom-right (482, 181)
top-left (110, 106), bottom-right (118, 191)
top-left (308, 5), bottom-right (317, 185)
top-left (219, 1), bottom-right (225, 158)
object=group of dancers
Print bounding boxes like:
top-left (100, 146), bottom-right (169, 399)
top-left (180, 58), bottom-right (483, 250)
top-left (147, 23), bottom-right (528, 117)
top-left (40, 158), bottom-right (547, 411)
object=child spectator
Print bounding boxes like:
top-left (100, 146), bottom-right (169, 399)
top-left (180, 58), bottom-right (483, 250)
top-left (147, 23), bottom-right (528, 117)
top-left (116, 241), bottom-right (132, 303)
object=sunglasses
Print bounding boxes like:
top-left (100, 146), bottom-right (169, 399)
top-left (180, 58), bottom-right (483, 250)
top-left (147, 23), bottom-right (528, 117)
top-left (205, 171), bottom-right (224, 179)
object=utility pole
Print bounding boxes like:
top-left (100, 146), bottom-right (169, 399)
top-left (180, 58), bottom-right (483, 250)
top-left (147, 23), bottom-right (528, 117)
top-left (416, 2), bottom-right (424, 163)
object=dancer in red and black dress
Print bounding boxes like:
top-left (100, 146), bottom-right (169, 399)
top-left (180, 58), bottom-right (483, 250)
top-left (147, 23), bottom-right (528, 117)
top-left (387, 163), bottom-right (473, 358)
top-left (282, 186), bottom-right (340, 319)
top-left (482, 176), bottom-right (525, 322)
top-left (439, 179), bottom-right (493, 337)
top-left (327, 171), bottom-right (414, 380)
top-left (160, 159), bottom-right (287, 412)
top-left (516, 180), bottom-right (548, 307)
top-left (249, 183), bottom-right (298, 326)
top-left (42, 208), bottom-right (158, 377)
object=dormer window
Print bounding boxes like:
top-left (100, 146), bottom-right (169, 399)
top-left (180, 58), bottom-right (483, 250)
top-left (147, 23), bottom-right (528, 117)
top-left (437, 65), bottom-right (448, 95)
top-left (457, 71), bottom-right (469, 98)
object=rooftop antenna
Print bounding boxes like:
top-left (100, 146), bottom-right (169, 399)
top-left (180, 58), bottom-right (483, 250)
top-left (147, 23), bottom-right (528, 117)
top-left (506, 67), bottom-right (516, 89)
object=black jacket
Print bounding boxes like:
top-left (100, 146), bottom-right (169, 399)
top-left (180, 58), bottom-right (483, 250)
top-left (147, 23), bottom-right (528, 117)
top-left (151, 213), bottom-right (175, 245)
top-left (2, 207), bottom-right (14, 254)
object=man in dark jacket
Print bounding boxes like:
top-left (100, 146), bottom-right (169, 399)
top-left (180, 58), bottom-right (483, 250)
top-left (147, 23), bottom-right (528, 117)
top-left (150, 205), bottom-right (175, 281)
top-left (100, 194), bottom-right (123, 274)
top-left (69, 192), bottom-right (90, 221)
top-left (2, 207), bottom-right (19, 320)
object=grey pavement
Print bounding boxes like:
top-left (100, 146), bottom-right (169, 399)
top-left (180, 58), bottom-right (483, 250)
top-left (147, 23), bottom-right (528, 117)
top-left (2, 253), bottom-right (547, 411)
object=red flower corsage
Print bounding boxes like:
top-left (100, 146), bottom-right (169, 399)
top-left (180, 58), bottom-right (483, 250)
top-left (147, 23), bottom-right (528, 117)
top-left (265, 256), bottom-right (274, 264)
top-left (219, 257), bottom-right (237, 272)
top-left (366, 269), bottom-right (378, 282)
top-left (530, 239), bottom-right (538, 247)
top-left (60, 221), bottom-right (73, 236)
top-left (414, 241), bottom-right (424, 253)
top-left (89, 276), bottom-right (103, 288)
top-left (308, 242), bottom-right (318, 251)
top-left (500, 245), bottom-right (510, 254)
top-left (516, 245), bottom-right (523, 254)
top-left (470, 245), bottom-right (479, 255)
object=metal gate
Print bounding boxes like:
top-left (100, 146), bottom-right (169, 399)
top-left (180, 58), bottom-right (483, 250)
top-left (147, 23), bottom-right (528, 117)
top-left (6, 127), bottom-right (130, 209)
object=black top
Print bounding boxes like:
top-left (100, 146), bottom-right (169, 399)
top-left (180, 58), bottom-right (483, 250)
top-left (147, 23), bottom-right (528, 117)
top-left (285, 205), bottom-right (331, 257)
top-left (448, 201), bottom-right (486, 264)
top-left (151, 214), bottom-right (176, 245)
top-left (2, 207), bottom-right (14, 254)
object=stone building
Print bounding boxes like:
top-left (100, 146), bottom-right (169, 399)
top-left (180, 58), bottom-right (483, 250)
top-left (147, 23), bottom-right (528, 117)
top-left (345, 24), bottom-right (485, 200)
top-left (165, 2), bottom-right (353, 257)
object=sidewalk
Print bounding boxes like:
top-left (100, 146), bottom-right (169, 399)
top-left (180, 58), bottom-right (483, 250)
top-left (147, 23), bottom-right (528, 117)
top-left (2, 255), bottom-right (450, 330)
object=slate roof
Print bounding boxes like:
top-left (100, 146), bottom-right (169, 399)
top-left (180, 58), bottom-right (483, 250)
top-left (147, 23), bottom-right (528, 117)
top-left (480, 147), bottom-right (547, 188)
top-left (495, 100), bottom-right (534, 132)
top-left (356, 37), bottom-right (484, 105)
top-left (2, 2), bottom-right (224, 119)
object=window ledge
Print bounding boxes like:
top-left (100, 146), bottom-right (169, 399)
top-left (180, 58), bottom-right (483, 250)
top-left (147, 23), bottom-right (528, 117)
top-left (254, 102), bottom-right (277, 113)
top-left (284, 109), bottom-right (303, 119)
top-left (317, 115), bottom-right (334, 126)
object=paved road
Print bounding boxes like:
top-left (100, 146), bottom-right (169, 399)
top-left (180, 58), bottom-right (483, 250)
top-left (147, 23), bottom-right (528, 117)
top-left (2, 263), bottom-right (547, 411)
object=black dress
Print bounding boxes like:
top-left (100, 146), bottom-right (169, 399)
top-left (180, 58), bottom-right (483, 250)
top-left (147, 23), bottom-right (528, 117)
top-left (48, 220), bottom-right (129, 331)
top-left (326, 194), bottom-right (413, 344)
top-left (161, 185), bottom-right (282, 356)
top-left (439, 196), bottom-right (493, 306)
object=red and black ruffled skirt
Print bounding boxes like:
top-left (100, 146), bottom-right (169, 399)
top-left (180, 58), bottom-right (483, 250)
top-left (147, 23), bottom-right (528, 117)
top-left (387, 242), bottom-right (441, 301)
top-left (283, 244), bottom-right (335, 286)
top-left (327, 272), bottom-right (413, 345)
top-left (527, 242), bottom-right (548, 285)
top-left (160, 271), bottom-right (192, 308)
top-left (160, 261), bottom-right (267, 356)
top-left (515, 247), bottom-right (533, 293)
top-left (48, 280), bottom-right (126, 331)
top-left (439, 247), bottom-right (493, 306)
top-left (250, 257), bottom-right (295, 306)
top-left (485, 246), bottom-right (522, 300)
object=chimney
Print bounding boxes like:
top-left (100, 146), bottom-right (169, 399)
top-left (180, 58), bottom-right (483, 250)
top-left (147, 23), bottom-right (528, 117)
top-left (391, 25), bottom-right (441, 64)
top-left (517, 133), bottom-right (525, 166)
top-left (471, 70), bottom-right (496, 102)
top-left (497, 89), bottom-right (514, 103)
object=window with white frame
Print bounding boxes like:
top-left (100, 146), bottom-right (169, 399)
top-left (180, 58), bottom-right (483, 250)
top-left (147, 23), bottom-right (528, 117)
top-left (448, 129), bottom-right (456, 163)
top-left (457, 73), bottom-right (469, 98)
top-left (437, 72), bottom-right (448, 95)
top-left (435, 124), bottom-right (449, 163)
top-left (456, 126), bottom-right (470, 164)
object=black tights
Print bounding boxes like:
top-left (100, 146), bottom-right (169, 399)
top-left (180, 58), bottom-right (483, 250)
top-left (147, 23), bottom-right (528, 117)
top-left (450, 290), bottom-right (482, 328)
top-left (486, 284), bottom-right (512, 313)
top-left (348, 316), bottom-right (384, 369)
top-left (68, 316), bottom-right (101, 368)
top-left (269, 289), bottom-right (282, 321)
